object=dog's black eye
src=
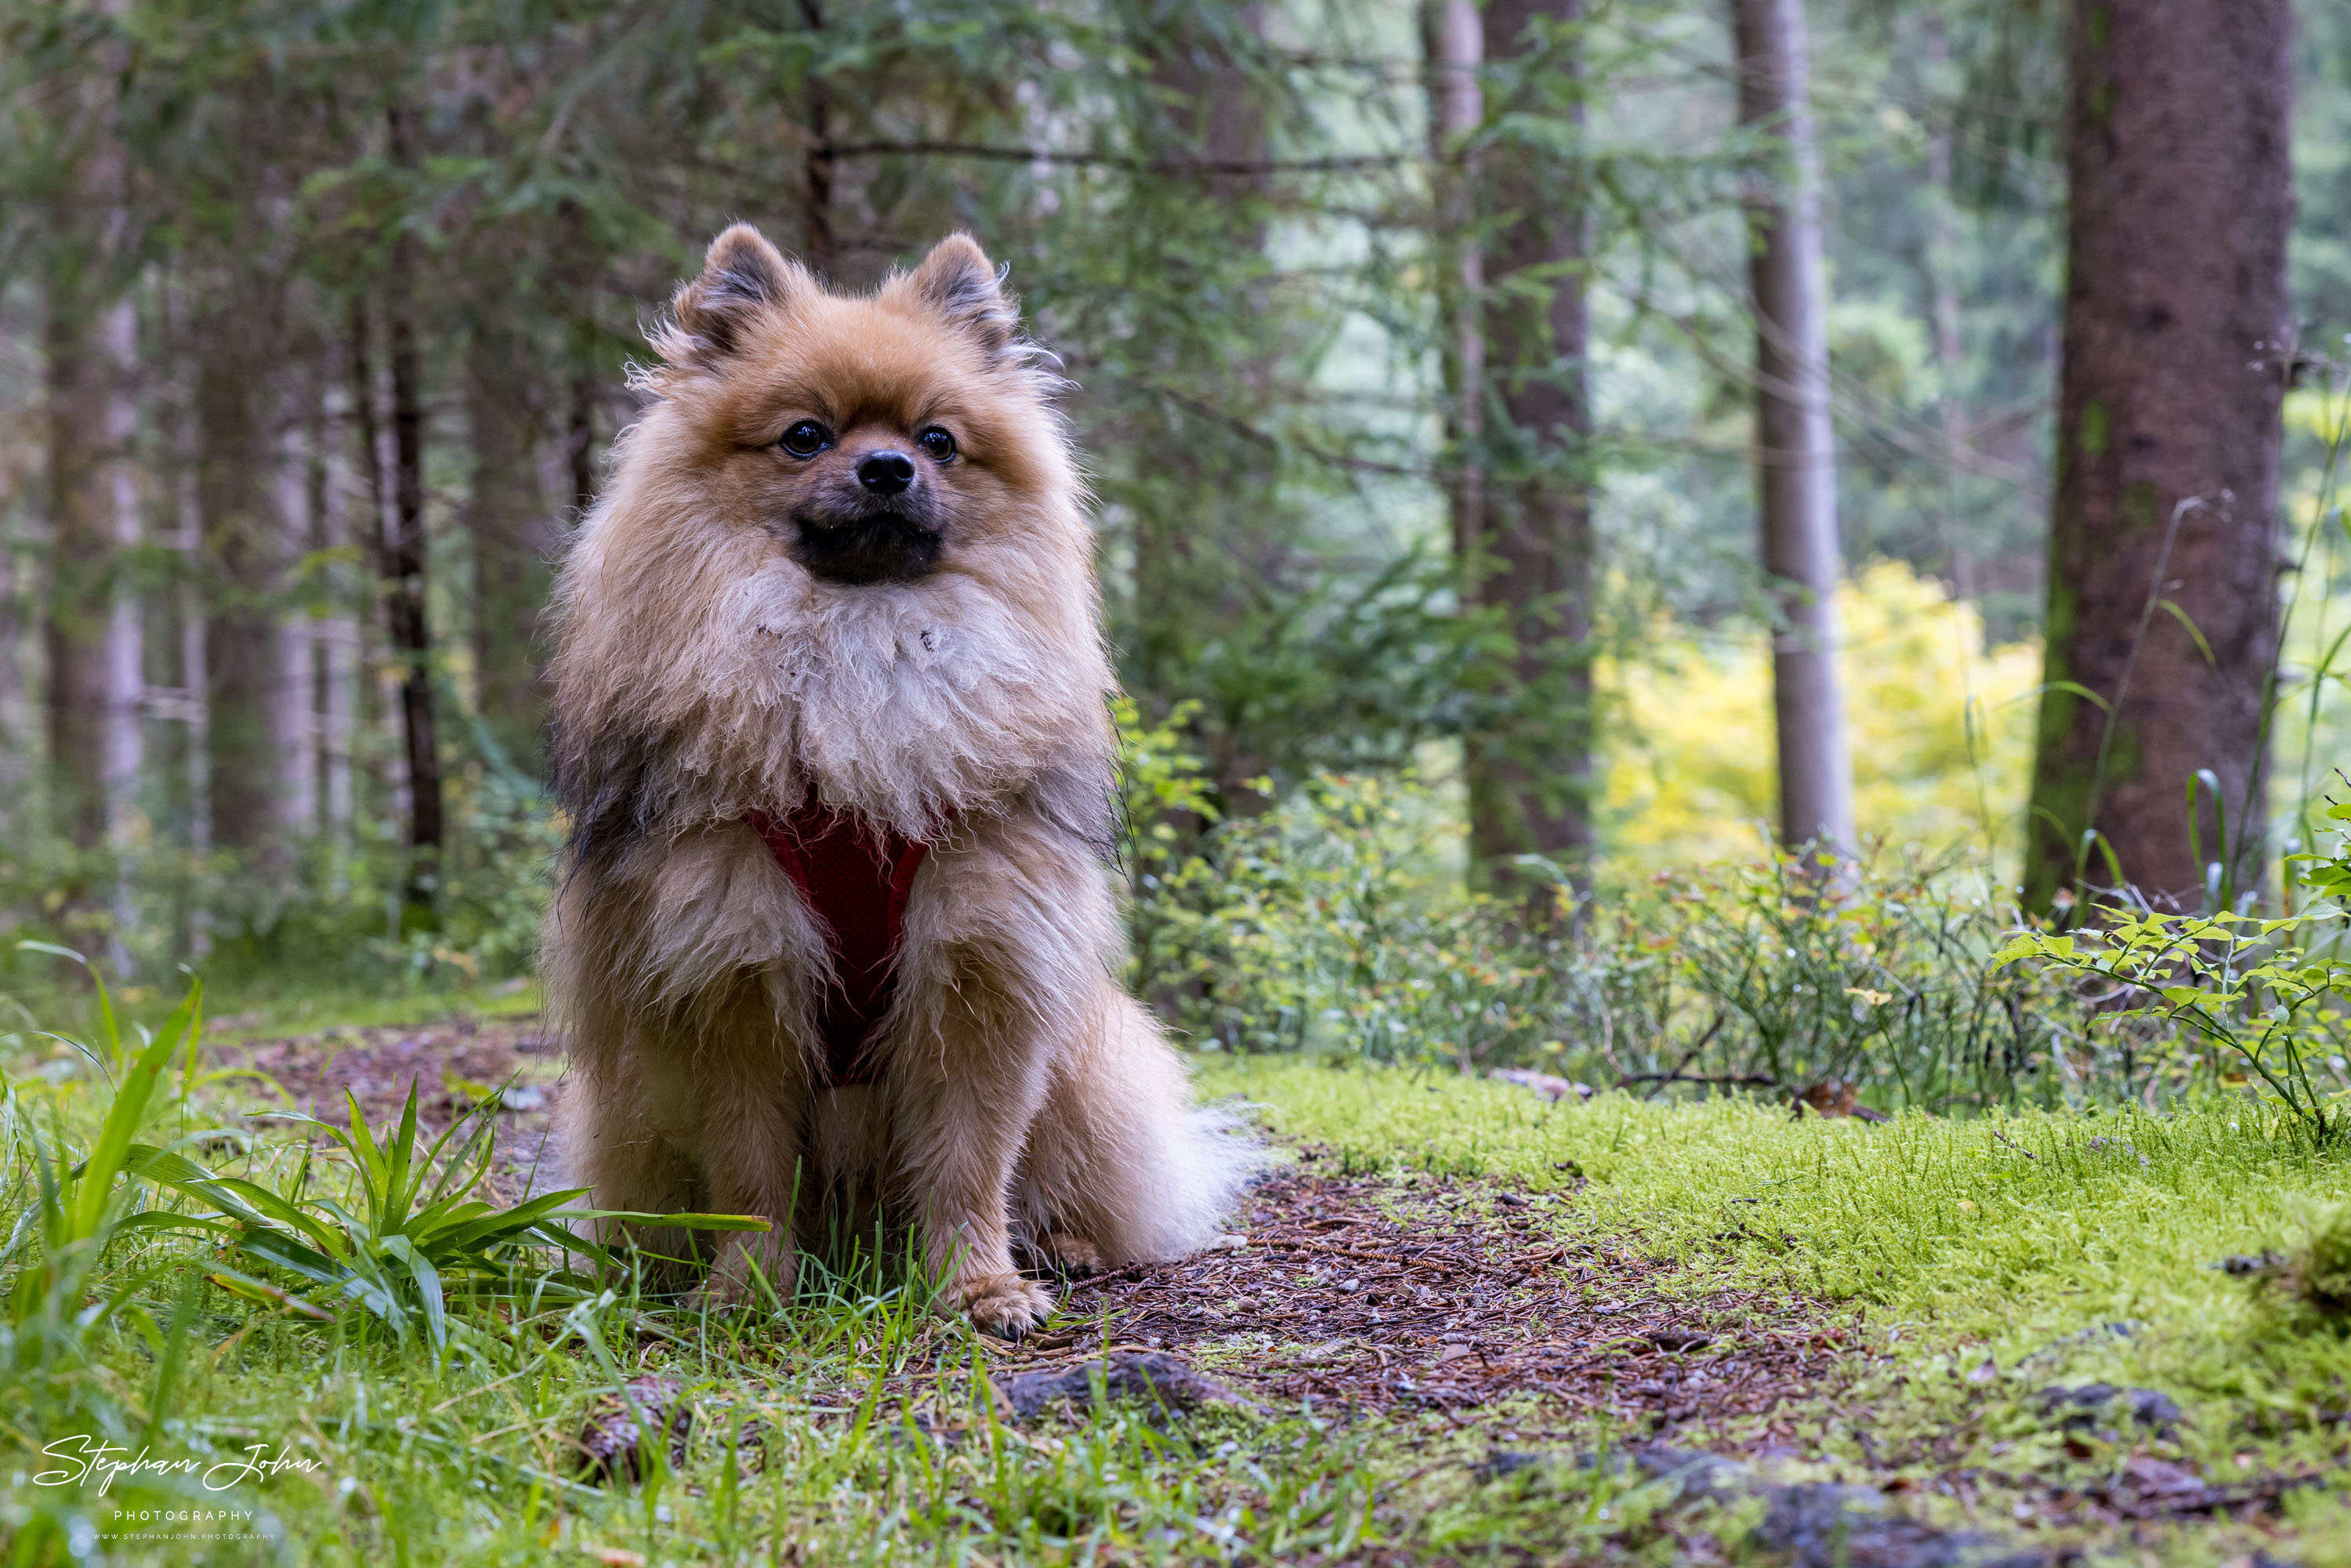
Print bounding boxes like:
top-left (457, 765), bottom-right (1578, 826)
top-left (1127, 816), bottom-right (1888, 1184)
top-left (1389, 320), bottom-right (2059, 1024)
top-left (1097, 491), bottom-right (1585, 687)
top-left (917, 426), bottom-right (957, 463)
top-left (780, 421), bottom-right (833, 458)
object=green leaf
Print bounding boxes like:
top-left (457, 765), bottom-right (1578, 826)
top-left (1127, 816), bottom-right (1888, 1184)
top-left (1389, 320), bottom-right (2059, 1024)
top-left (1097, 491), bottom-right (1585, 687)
top-left (381, 1235), bottom-right (447, 1351)
top-left (2156, 599), bottom-right (2217, 668)
top-left (585, 1210), bottom-right (775, 1233)
top-left (111, 1209), bottom-right (231, 1240)
top-left (207, 1269), bottom-right (334, 1322)
top-left (73, 981), bottom-right (201, 1244)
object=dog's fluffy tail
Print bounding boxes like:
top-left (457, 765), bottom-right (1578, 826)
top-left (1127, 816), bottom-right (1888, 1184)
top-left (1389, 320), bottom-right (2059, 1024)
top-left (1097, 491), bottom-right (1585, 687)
top-left (1128, 1092), bottom-right (1266, 1260)
top-left (1018, 992), bottom-right (1266, 1265)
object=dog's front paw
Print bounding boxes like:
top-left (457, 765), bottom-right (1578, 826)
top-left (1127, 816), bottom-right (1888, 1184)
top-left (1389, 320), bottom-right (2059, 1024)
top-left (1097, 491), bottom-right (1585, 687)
top-left (958, 1273), bottom-right (1056, 1340)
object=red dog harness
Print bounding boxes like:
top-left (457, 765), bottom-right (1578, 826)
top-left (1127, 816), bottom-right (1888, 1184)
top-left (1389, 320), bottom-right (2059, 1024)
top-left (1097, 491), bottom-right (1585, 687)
top-left (744, 802), bottom-right (933, 1088)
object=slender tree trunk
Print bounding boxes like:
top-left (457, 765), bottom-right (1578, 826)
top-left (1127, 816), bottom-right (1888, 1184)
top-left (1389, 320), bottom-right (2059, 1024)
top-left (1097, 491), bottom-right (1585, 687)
top-left (387, 288), bottom-right (441, 882)
top-left (351, 275), bottom-right (442, 927)
top-left (40, 17), bottom-right (143, 917)
top-left (1731, 0), bottom-right (1853, 856)
top-left (1129, 0), bottom-right (1277, 810)
top-left (1920, 13), bottom-right (1976, 607)
top-left (0, 488), bottom-right (22, 838)
top-left (566, 359), bottom-right (598, 520)
top-left (273, 386), bottom-right (318, 838)
top-left (1425, 0), bottom-right (1485, 567)
top-left (169, 397), bottom-right (212, 958)
top-left (386, 103), bottom-right (443, 926)
top-left (99, 298), bottom-right (143, 972)
top-left (464, 317), bottom-right (552, 770)
top-left (799, 0), bottom-right (835, 273)
top-left (44, 263), bottom-right (121, 855)
top-left (556, 200), bottom-right (603, 526)
top-left (195, 306), bottom-right (284, 871)
top-left (2022, 0), bottom-right (2291, 914)
top-left (99, 296), bottom-right (143, 827)
top-left (1467, 0), bottom-right (1595, 914)
top-left (317, 384), bottom-right (360, 885)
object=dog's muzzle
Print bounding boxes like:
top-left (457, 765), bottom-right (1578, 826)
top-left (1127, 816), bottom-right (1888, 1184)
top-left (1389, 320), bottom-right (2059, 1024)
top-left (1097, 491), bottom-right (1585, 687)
top-left (790, 506), bottom-right (944, 585)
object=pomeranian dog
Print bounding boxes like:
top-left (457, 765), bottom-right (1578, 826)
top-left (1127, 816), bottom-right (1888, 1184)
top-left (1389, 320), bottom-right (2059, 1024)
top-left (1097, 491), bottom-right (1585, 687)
top-left (543, 225), bottom-right (1254, 1335)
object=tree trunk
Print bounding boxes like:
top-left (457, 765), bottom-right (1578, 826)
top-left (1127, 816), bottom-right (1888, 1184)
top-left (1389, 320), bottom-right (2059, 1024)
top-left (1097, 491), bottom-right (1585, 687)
top-left (351, 279), bottom-right (442, 927)
top-left (196, 310), bottom-right (284, 870)
top-left (273, 386), bottom-right (319, 838)
top-left (566, 358), bottom-right (599, 520)
top-left (464, 317), bottom-right (552, 771)
top-left (1425, 0), bottom-right (1485, 568)
top-left (0, 477), bottom-right (21, 838)
top-left (1731, 0), bottom-right (1854, 857)
top-left (168, 390), bottom-right (212, 958)
top-left (1467, 0), bottom-right (1595, 914)
top-left (1920, 13), bottom-right (1976, 607)
top-left (43, 257), bottom-right (125, 856)
top-left (317, 384), bottom-right (360, 884)
top-left (799, 0), bottom-right (835, 273)
top-left (2022, 0), bottom-right (2291, 915)
top-left (39, 20), bottom-right (143, 907)
top-left (1127, 1), bottom-right (1279, 812)
top-left (97, 299), bottom-right (143, 972)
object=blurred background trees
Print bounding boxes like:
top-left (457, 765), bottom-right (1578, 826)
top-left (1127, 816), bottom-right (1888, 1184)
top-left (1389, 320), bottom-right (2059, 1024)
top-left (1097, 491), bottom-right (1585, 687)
top-left (0, 0), bottom-right (2343, 994)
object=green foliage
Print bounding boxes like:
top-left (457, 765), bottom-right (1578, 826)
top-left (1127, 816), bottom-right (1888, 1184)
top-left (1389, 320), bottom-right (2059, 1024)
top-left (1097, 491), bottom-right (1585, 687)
top-left (129, 1085), bottom-right (563, 1352)
top-left (0, 947), bottom-right (216, 1558)
top-left (1994, 912), bottom-right (2351, 1139)
top-left (126, 1085), bottom-right (768, 1353)
top-left (1127, 744), bottom-right (1564, 1064)
top-left (1643, 850), bottom-right (2073, 1110)
top-left (1996, 803), bottom-right (2351, 1139)
top-left (1122, 709), bottom-right (2092, 1112)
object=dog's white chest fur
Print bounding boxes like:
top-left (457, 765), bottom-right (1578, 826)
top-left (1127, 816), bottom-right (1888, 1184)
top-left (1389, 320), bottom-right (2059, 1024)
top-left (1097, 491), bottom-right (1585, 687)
top-left (719, 563), bottom-right (1080, 834)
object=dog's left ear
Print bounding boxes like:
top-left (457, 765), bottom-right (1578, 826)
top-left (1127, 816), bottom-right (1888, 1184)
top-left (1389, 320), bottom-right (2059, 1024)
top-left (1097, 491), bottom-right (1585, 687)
top-left (911, 234), bottom-right (1019, 360)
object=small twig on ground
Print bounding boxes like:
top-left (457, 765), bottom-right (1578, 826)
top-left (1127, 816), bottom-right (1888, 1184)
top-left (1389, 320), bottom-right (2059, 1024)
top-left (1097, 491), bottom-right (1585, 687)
top-left (1620, 1073), bottom-right (1781, 1090)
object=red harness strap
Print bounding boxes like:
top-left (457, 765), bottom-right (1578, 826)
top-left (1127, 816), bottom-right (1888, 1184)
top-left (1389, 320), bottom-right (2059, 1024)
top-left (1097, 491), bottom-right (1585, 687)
top-left (743, 802), bottom-right (933, 1088)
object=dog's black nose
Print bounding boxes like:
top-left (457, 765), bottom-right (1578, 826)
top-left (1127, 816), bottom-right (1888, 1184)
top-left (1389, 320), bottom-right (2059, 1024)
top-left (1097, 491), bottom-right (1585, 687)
top-left (857, 450), bottom-right (916, 496)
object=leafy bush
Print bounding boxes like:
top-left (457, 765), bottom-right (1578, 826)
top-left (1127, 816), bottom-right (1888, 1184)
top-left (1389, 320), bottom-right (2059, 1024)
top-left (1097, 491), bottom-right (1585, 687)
top-left (1635, 850), bottom-right (2074, 1110)
top-left (1119, 707), bottom-right (2184, 1116)
top-left (1996, 793), bottom-right (2351, 1139)
top-left (1123, 717), bottom-right (1585, 1065)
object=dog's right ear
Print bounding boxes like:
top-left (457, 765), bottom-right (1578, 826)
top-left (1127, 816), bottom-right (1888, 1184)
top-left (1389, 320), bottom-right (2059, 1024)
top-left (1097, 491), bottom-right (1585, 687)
top-left (665, 225), bottom-right (803, 363)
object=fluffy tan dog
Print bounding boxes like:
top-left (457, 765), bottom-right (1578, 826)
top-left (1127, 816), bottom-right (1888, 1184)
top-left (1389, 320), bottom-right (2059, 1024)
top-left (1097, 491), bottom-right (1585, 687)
top-left (542, 225), bottom-right (1253, 1335)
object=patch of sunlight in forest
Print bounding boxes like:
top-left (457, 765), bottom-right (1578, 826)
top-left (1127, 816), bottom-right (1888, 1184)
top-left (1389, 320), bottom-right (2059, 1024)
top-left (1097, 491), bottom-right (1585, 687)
top-left (1600, 559), bottom-right (2041, 878)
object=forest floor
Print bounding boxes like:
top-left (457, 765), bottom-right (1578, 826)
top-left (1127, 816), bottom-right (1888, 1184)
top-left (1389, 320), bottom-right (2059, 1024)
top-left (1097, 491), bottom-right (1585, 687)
top-left (8, 989), bottom-right (2351, 1565)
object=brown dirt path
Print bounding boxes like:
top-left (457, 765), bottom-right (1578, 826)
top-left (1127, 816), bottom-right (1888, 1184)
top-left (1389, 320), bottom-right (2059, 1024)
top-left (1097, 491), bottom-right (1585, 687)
top-left (210, 1019), bottom-right (1864, 1442)
top-left (211, 1013), bottom-right (564, 1197)
top-left (995, 1156), bottom-right (1865, 1446)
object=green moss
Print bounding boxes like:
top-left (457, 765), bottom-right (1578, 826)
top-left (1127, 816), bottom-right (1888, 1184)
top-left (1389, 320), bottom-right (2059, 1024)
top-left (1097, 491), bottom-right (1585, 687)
top-left (2078, 398), bottom-right (2110, 458)
top-left (1206, 1056), bottom-right (2351, 1472)
top-left (2298, 1204), bottom-right (2351, 1315)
